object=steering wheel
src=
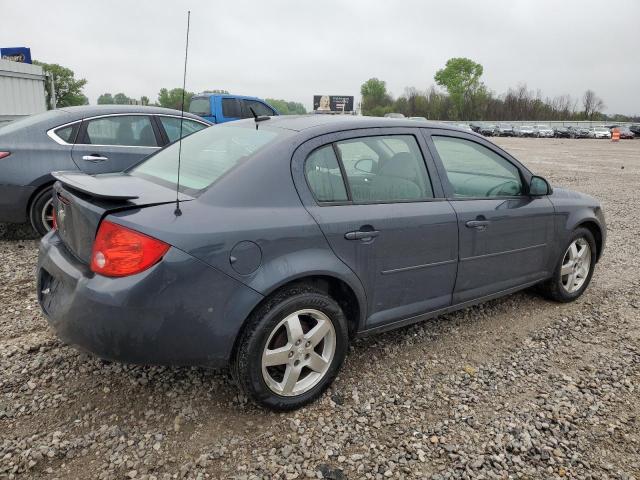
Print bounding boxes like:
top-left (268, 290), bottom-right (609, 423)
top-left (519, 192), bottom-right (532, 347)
top-left (486, 181), bottom-right (518, 197)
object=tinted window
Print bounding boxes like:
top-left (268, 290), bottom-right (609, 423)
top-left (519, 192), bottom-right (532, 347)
top-left (84, 116), bottom-right (157, 147)
top-left (243, 100), bottom-right (275, 117)
top-left (188, 97), bottom-right (211, 116)
top-left (432, 136), bottom-right (522, 198)
top-left (54, 124), bottom-right (79, 143)
top-left (304, 146), bottom-right (348, 202)
top-left (159, 117), bottom-right (208, 143)
top-left (337, 135), bottom-right (433, 203)
top-left (222, 98), bottom-right (242, 118)
top-left (131, 124), bottom-right (280, 193)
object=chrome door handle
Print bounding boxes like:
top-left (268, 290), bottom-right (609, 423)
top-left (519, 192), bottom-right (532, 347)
top-left (344, 230), bottom-right (379, 241)
top-left (82, 155), bottom-right (108, 162)
top-left (465, 220), bottom-right (490, 230)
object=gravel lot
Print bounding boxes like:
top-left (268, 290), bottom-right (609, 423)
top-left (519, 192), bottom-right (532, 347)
top-left (1, 138), bottom-right (639, 480)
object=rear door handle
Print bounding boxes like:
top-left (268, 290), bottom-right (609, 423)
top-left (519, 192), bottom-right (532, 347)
top-left (82, 155), bottom-right (108, 162)
top-left (344, 230), bottom-right (380, 241)
top-left (465, 220), bottom-right (490, 230)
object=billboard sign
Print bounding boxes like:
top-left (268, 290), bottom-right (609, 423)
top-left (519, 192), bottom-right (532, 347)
top-left (1, 47), bottom-right (32, 64)
top-left (313, 95), bottom-right (354, 112)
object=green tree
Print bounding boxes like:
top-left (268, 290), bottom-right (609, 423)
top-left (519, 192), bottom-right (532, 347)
top-left (158, 88), bottom-right (194, 110)
top-left (434, 57), bottom-right (484, 120)
top-left (140, 96), bottom-right (150, 106)
top-left (113, 92), bottom-right (131, 104)
top-left (360, 78), bottom-right (393, 115)
top-left (97, 93), bottom-right (114, 105)
top-left (34, 61), bottom-right (88, 109)
top-left (266, 98), bottom-right (307, 115)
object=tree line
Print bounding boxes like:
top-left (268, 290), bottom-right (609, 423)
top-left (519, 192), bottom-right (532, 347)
top-left (361, 57), bottom-right (639, 123)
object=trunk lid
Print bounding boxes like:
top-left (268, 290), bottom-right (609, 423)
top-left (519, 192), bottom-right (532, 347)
top-left (52, 171), bottom-right (193, 264)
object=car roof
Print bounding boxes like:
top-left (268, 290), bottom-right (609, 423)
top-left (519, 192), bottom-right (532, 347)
top-left (58, 104), bottom-right (207, 121)
top-left (191, 93), bottom-right (263, 101)
top-left (260, 115), bottom-right (472, 134)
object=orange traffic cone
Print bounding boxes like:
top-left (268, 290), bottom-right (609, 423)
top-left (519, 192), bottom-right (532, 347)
top-left (612, 128), bottom-right (620, 142)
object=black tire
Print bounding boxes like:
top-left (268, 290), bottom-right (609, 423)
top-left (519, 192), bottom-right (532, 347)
top-left (540, 227), bottom-right (597, 303)
top-left (232, 284), bottom-right (349, 411)
top-left (29, 186), bottom-right (54, 236)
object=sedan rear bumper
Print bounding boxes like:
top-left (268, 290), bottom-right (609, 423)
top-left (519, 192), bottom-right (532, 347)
top-left (37, 232), bottom-right (263, 367)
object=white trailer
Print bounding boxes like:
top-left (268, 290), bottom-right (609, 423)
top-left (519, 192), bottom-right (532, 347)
top-left (0, 59), bottom-right (47, 125)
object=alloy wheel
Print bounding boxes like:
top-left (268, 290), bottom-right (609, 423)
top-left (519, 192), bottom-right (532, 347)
top-left (41, 198), bottom-right (54, 232)
top-left (560, 238), bottom-right (591, 293)
top-left (261, 309), bottom-right (336, 397)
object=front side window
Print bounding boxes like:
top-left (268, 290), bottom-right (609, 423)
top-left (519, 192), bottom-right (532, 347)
top-left (337, 135), bottom-right (433, 203)
top-left (159, 117), bottom-right (208, 143)
top-left (131, 124), bottom-right (281, 193)
top-left (222, 98), bottom-right (242, 118)
top-left (84, 116), bottom-right (157, 147)
top-left (431, 136), bottom-right (522, 198)
top-left (304, 145), bottom-right (348, 202)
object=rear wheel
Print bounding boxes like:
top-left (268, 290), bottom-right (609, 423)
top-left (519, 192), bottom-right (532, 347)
top-left (233, 285), bottom-right (349, 411)
top-left (540, 227), bottom-right (597, 302)
top-left (29, 186), bottom-right (54, 236)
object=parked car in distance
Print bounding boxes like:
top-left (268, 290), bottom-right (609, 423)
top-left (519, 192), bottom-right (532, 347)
top-left (384, 113), bottom-right (405, 118)
top-left (567, 126), bottom-right (590, 139)
top-left (469, 122), bottom-right (482, 133)
top-left (613, 127), bottom-right (635, 139)
top-left (554, 127), bottom-right (571, 138)
top-left (0, 105), bottom-right (210, 235)
top-left (38, 116), bottom-right (606, 410)
top-left (496, 124), bottom-right (515, 137)
top-left (408, 116), bottom-right (428, 121)
top-left (479, 124), bottom-right (498, 136)
top-left (629, 124), bottom-right (640, 136)
top-left (588, 126), bottom-right (612, 139)
top-left (455, 123), bottom-right (474, 132)
top-left (534, 125), bottom-right (554, 138)
top-left (514, 125), bottom-right (535, 137)
top-left (188, 93), bottom-right (278, 124)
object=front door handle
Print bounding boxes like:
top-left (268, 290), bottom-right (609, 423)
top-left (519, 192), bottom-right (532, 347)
top-left (82, 154), bottom-right (108, 162)
top-left (344, 229), bottom-right (380, 241)
top-left (466, 220), bottom-right (490, 230)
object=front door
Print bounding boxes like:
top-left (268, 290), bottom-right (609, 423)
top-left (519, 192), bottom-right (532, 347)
top-left (293, 129), bottom-right (459, 329)
top-left (426, 132), bottom-right (555, 303)
top-left (71, 115), bottom-right (161, 174)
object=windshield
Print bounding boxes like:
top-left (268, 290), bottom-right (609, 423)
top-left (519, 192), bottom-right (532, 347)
top-left (188, 97), bottom-right (211, 116)
top-left (131, 124), bottom-right (281, 194)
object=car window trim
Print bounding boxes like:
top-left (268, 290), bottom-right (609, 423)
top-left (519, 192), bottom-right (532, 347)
top-left (421, 128), bottom-right (534, 200)
top-left (155, 115), bottom-right (209, 146)
top-left (47, 120), bottom-right (82, 145)
top-left (76, 114), bottom-right (161, 149)
top-left (304, 131), bottom-right (441, 206)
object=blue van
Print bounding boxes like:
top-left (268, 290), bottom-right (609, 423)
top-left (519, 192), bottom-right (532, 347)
top-left (188, 94), bottom-right (279, 124)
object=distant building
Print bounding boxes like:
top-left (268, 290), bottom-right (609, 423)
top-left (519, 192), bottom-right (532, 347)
top-left (0, 58), bottom-right (47, 125)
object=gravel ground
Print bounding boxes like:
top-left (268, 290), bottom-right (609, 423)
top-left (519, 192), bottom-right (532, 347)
top-left (1, 138), bottom-right (639, 480)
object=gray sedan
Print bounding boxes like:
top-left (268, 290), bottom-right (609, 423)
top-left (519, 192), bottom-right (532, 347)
top-left (0, 105), bottom-right (210, 234)
top-left (37, 116), bottom-right (605, 410)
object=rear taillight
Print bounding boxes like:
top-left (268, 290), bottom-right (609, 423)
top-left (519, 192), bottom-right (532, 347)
top-left (0, 151), bottom-right (10, 159)
top-left (90, 220), bottom-right (169, 277)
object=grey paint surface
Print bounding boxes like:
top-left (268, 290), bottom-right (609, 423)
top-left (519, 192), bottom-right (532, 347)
top-left (0, 105), bottom-right (209, 223)
top-left (37, 116), bottom-right (606, 367)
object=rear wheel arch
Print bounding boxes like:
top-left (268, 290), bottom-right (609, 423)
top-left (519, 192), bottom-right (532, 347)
top-left (28, 180), bottom-right (56, 235)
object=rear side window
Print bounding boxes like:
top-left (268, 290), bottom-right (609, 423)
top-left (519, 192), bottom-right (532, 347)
top-left (131, 124), bottom-right (280, 194)
top-left (431, 136), bottom-right (522, 198)
top-left (54, 123), bottom-right (79, 144)
top-left (84, 116), bottom-right (158, 147)
top-left (222, 98), bottom-right (242, 118)
top-left (188, 97), bottom-right (211, 116)
top-left (159, 117), bottom-right (208, 143)
top-left (304, 146), bottom-right (348, 202)
top-left (337, 135), bottom-right (433, 203)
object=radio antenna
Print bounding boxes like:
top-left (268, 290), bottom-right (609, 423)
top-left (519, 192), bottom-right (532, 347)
top-left (174, 10), bottom-right (191, 217)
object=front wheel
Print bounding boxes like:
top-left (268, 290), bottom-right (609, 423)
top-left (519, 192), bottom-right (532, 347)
top-left (29, 186), bottom-right (55, 236)
top-left (540, 227), bottom-right (597, 302)
top-left (233, 285), bottom-right (349, 411)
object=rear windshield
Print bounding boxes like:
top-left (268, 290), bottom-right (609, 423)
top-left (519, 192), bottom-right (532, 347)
top-left (188, 97), bottom-right (211, 116)
top-left (130, 123), bottom-right (280, 194)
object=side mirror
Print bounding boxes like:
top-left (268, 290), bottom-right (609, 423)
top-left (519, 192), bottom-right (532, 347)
top-left (529, 175), bottom-right (552, 196)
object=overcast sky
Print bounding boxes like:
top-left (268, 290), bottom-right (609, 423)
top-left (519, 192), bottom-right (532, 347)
top-left (2, 0), bottom-right (638, 115)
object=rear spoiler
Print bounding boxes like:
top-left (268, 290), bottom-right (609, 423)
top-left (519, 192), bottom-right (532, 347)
top-left (52, 171), bottom-right (139, 200)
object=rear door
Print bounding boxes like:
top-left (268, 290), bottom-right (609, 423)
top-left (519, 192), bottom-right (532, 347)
top-left (292, 128), bottom-right (458, 329)
top-left (424, 130), bottom-right (555, 303)
top-left (71, 114), bottom-right (161, 174)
